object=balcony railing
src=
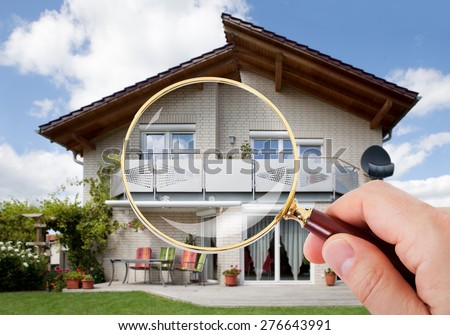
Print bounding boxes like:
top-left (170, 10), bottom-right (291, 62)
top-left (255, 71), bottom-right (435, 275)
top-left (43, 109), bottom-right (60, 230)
top-left (110, 157), bottom-right (359, 198)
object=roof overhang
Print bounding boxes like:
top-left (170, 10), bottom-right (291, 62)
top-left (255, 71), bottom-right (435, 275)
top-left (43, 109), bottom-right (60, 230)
top-left (38, 44), bottom-right (240, 156)
top-left (221, 14), bottom-right (419, 135)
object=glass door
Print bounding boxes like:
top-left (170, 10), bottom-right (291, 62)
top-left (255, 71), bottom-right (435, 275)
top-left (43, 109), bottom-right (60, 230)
top-left (244, 216), bottom-right (275, 281)
top-left (201, 216), bottom-right (217, 281)
top-left (279, 219), bottom-right (310, 281)
top-left (244, 217), bottom-right (310, 282)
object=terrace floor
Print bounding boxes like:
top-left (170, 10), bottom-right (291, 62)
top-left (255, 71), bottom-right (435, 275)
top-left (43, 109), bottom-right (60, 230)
top-left (77, 280), bottom-right (361, 307)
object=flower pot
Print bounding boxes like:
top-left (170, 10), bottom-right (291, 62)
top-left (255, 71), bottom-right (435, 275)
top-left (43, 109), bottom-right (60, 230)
top-left (224, 274), bottom-right (238, 286)
top-left (65, 278), bottom-right (81, 289)
top-left (81, 279), bottom-right (95, 289)
top-left (325, 272), bottom-right (336, 286)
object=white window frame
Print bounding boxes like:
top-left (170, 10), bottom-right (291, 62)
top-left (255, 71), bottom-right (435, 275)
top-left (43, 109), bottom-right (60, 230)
top-left (249, 131), bottom-right (323, 158)
top-left (140, 124), bottom-right (196, 158)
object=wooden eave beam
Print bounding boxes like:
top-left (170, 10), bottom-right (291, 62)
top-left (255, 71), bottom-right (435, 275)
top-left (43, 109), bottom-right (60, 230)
top-left (40, 53), bottom-right (237, 136)
top-left (281, 70), bottom-right (380, 119)
top-left (275, 52), bottom-right (283, 92)
top-left (370, 99), bottom-right (393, 129)
top-left (239, 55), bottom-right (380, 113)
top-left (238, 58), bottom-right (397, 129)
top-left (72, 132), bottom-right (96, 150)
top-left (236, 47), bottom-right (388, 109)
top-left (230, 32), bottom-right (414, 108)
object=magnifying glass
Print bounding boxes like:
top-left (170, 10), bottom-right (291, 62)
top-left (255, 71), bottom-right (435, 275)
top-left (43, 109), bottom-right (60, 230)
top-left (121, 77), bottom-right (415, 288)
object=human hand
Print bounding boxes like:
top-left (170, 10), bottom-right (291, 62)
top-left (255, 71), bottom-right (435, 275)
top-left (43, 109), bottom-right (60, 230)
top-left (304, 180), bottom-right (450, 314)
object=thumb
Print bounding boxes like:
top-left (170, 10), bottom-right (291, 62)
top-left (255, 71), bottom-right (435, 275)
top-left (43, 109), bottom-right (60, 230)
top-left (322, 234), bottom-right (429, 315)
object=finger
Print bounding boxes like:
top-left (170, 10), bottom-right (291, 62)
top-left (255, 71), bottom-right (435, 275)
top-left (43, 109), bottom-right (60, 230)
top-left (303, 233), bottom-right (325, 264)
top-left (325, 180), bottom-right (432, 245)
top-left (325, 180), bottom-right (435, 274)
top-left (323, 233), bottom-right (430, 315)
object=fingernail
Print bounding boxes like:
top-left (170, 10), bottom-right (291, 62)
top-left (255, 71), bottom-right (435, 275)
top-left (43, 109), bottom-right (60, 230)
top-left (323, 238), bottom-right (355, 278)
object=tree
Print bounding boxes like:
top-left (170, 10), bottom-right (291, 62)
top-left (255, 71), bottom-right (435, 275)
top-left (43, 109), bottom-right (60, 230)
top-left (41, 171), bottom-right (120, 282)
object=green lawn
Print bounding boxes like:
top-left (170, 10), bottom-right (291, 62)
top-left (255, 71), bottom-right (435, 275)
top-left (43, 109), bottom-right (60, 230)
top-left (0, 291), bottom-right (368, 315)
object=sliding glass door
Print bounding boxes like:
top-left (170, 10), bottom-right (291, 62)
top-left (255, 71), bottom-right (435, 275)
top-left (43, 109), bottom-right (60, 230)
top-left (244, 216), bottom-right (310, 282)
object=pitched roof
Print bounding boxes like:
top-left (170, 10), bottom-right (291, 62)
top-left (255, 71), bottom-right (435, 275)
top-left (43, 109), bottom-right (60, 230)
top-left (221, 14), bottom-right (419, 130)
top-left (38, 14), bottom-right (419, 156)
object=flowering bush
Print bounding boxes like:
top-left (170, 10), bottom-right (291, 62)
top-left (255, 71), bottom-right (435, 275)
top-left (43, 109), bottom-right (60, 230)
top-left (222, 265), bottom-right (241, 276)
top-left (0, 241), bottom-right (47, 291)
top-left (43, 268), bottom-right (66, 292)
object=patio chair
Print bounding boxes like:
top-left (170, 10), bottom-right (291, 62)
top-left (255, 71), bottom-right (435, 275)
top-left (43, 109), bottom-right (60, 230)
top-left (192, 253), bottom-right (207, 286)
top-left (175, 251), bottom-right (207, 286)
top-left (150, 246), bottom-right (176, 284)
top-left (129, 247), bottom-right (152, 283)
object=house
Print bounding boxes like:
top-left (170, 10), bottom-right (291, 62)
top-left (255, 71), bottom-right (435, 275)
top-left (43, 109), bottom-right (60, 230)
top-left (47, 234), bottom-right (68, 270)
top-left (38, 14), bottom-right (419, 286)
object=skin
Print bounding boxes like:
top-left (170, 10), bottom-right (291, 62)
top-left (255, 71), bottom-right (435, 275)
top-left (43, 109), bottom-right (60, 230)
top-left (304, 180), bottom-right (450, 314)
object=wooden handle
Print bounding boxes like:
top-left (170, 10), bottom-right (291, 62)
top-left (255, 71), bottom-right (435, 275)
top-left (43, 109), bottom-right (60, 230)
top-left (306, 209), bottom-right (416, 289)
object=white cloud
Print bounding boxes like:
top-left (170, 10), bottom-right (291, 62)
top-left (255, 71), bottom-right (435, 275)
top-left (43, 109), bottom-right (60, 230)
top-left (387, 67), bottom-right (450, 116)
top-left (0, 143), bottom-right (82, 202)
top-left (0, 0), bottom-right (250, 202)
top-left (385, 132), bottom-right (450, 177)
top-left (27, 98), bottom-right (63, 119)
top-left (395, 124), bottom-right (418, 137)
top-left (0, 0), bottom-right (250, 109)
top-left (389, 175), bottom-right (450, 207)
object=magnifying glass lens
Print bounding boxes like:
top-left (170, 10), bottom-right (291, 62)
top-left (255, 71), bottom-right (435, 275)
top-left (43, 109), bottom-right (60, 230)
top-left (121, 78), bottom-right (298, 252)
top-left (120, 77), bottom-right (416, 289)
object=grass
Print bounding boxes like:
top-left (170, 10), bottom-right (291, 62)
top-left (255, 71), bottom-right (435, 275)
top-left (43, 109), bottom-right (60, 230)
top-left (0, 291), bottom-right (368, 315)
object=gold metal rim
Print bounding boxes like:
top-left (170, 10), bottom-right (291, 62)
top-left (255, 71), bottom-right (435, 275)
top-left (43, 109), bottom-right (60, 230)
top-left (121, 77), bottom-right (299, 253)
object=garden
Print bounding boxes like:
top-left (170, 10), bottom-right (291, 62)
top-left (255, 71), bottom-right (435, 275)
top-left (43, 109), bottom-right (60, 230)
top-left (0, 171), bottom-right (368, 315)
top-left (0, 172), bottom-right (120, 292)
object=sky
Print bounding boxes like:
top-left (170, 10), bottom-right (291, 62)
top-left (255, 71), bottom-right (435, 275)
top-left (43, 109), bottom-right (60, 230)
top-left (0, 0), bottom-right (449, 206)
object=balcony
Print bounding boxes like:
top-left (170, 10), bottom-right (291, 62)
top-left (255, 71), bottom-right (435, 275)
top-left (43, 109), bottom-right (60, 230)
top-left (110, 156), bottom-right (359, 200)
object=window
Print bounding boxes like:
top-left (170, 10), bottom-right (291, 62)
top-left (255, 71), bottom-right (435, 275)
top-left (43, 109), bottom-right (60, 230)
top-left (250, 133), bottom-right (322, 160)
top-left (253, 139), bottom-right (279, 159)
top-left (146, 133), bottom-right (165, 158)
top-left (140, 124), bottom-right (195, 160)
top-left (171, 134), bottom-right (194, 154)
top-left (144, 133), bottom-right (194, 159)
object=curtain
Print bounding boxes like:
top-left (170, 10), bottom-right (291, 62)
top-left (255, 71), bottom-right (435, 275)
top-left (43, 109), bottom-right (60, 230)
top-left (280, 219), bottom-right (309, 280)
top-left (247, 216), bottom-right (274, 280)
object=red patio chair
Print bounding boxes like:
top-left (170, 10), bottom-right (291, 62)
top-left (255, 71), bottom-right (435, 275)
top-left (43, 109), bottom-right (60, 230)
top-left (129, 247), bottom-right (152, 282)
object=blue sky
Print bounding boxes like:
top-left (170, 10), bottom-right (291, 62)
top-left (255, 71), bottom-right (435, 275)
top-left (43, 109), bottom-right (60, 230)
top-left (0, 0), bottom-right (449, 206)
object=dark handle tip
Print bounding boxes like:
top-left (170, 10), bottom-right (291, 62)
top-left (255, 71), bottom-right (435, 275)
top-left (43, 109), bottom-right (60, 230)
top-left (305, 209), bottom-right (416, 289)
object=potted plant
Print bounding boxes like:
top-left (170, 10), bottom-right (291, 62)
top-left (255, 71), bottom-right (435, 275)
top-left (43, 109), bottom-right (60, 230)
top-left (64, 270), bottom-right (83, 289)
top-left (324, 267), bottom-right (336, 286)
top-left (222, 265), bottom-right (241, 286)
top-left (184, 234), bottom-right (197, 246)
top-left (81, 274), bottom-right (95, 289)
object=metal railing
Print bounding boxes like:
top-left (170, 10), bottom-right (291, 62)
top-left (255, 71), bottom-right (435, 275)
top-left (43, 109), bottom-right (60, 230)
top-left (110, 156), bottom-right (359, 198)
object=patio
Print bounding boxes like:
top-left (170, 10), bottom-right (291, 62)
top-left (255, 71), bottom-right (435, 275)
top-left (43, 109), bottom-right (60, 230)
top-left (77, 280), bottom-right (361, 307)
